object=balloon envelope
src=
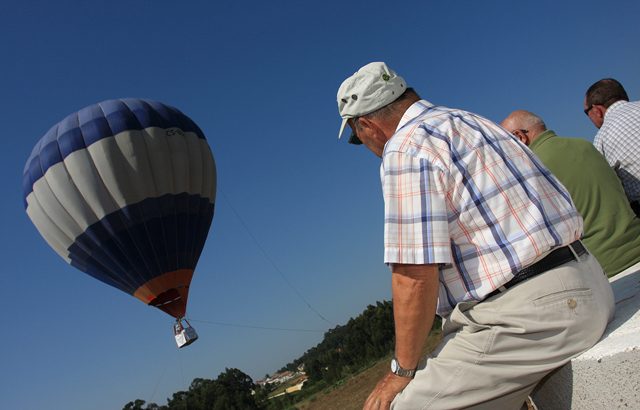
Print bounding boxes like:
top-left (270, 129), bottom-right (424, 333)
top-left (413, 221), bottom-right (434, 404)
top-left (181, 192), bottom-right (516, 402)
top-left (23, 98), bottom-right (216, 318)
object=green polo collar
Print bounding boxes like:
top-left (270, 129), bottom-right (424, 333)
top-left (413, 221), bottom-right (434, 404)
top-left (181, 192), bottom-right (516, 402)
top-left (529, 130), bottom-right (557, 151)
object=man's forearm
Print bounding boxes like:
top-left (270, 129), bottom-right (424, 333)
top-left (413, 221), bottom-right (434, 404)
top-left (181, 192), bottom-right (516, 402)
top-left (391, 264), bottom-right (440, 371)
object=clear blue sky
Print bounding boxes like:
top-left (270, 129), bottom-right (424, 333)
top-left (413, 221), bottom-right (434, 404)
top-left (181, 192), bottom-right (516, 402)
top-left (1, 1), bottom-right (639, 409)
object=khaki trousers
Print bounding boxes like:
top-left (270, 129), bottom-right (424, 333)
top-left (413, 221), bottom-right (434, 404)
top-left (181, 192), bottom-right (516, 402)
top-left (391, 253), bottom-right (614, 410)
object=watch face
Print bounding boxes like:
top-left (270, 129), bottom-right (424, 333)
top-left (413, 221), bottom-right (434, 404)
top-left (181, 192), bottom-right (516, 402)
top-left (391, 358), bottom-right (398, 373)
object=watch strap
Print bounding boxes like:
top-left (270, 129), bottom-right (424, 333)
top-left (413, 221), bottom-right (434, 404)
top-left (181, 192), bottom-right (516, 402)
top-left (391, 357), bottom-right (416, 378)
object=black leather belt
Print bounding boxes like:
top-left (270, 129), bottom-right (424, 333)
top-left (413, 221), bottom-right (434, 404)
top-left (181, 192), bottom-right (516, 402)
top-left (486, 240), bottom-right (587, 299)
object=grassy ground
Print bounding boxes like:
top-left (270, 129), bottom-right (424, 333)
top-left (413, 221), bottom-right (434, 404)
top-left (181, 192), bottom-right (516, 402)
top-left (296, 330), bottom-right (442, 410)
top-left (296, 357), bottom-right (390, 410)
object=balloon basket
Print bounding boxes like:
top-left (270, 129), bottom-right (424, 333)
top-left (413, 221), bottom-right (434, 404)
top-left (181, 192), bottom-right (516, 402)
top-left (174, 318), bottom-right (198, 348)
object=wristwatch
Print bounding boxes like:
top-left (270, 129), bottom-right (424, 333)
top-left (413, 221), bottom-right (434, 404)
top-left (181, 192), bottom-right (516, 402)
top-left (390, 357), bottom-right (416, 378)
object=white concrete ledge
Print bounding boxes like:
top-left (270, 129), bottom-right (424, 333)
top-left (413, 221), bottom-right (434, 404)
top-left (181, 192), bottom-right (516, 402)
top-left (532, 265), bottom-right (640, 409)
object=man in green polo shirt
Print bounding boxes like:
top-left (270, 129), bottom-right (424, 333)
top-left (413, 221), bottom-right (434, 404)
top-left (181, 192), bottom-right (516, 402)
top-left (501, 110), bottom-right (640, 277)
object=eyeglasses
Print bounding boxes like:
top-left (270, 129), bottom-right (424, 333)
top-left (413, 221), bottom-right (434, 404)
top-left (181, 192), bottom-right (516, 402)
top-left (584, 105), bottom-right (594, 116)
top-left (511, 129), bottom-right (529, 135)
top-left (348, 118), bottom-right (363, 145)
top-left (348, 132), bottom-right (363, 145)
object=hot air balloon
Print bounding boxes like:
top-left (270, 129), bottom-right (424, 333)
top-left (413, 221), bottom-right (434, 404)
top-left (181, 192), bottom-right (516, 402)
top-left (22, 98), bottom-right (216, 348)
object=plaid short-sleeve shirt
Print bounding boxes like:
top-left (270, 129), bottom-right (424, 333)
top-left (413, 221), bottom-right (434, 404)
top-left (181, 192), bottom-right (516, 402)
top-left (381, 101), bottom-right (583, 316)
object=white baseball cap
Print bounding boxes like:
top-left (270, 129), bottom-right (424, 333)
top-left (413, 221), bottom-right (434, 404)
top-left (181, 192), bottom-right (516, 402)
top-left (337, 62), bottom-right (407, 143)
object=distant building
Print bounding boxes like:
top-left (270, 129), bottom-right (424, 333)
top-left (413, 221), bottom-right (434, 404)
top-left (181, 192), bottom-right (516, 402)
top-left (264, 370), bottom-right (295, 385)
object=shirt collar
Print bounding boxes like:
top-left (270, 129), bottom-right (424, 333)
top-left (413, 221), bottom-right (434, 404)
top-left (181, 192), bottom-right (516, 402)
top-left (528, 130), bottom-right (557, 151)
top-left (604, 100), bottom-right (626, 120)
top-left (395, 99), bottom-right (434, 132)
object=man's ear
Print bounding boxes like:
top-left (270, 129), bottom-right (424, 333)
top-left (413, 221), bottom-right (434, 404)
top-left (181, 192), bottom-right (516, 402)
top-left (513, 130), bottom-right (530, 146)
top-left (594, 105), bottom-right (607, 121)
top-left (358, 117), bottom-right (389, 141)
top-left (357, 116), bottom-right (376, 132)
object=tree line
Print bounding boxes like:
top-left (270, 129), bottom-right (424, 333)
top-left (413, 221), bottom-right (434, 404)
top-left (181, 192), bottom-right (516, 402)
top-left (285, 300), bottom-right (395, 384)
top-left (123, 300), bottom-right (403, 409)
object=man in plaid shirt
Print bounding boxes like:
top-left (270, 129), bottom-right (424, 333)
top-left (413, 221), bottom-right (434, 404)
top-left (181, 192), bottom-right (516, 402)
top-left (337, 62), bottom-right (614, 410)
top-left (584, 78), bottom-right (640, 217)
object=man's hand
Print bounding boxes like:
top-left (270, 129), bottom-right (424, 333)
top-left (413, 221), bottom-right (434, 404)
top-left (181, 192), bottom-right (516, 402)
top-left (363, 372), bottom-right (411, 410)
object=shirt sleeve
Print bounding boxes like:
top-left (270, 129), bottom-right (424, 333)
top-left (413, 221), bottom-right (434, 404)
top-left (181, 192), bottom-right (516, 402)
top-left (382, 150), bottom-right (452, 265)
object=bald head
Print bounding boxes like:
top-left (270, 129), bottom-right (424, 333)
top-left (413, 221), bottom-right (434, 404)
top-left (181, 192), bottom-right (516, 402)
top-left (501, 110), bottom-right (547, 146)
